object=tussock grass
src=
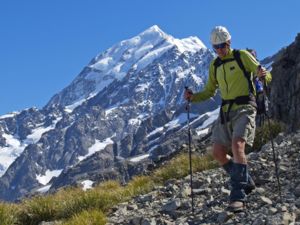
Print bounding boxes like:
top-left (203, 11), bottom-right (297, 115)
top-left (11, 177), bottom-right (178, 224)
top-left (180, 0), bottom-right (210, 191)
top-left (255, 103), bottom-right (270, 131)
top-left (0, 202), bottom-right (19, 225)
top-left (18, 182), bottom-right (123, 224)
top-left (62, 209), bottom-right (106, 225)
top-left (252, 119), bottom-right (284, 151)
top-left (19, 195), bottom-right (62, 225)
top-left (124, 176), bottom-right (155, 197)
top-left (153, 153), bottom-right (217, 183)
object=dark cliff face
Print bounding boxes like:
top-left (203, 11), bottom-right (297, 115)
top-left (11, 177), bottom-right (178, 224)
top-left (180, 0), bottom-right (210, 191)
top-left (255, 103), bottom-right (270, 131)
top-left (270, 33), bottom-right (300, 131)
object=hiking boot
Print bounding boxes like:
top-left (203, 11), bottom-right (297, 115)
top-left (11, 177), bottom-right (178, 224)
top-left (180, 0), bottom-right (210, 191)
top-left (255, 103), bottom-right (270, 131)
top-left (228, 201), bottom-right (245, 213)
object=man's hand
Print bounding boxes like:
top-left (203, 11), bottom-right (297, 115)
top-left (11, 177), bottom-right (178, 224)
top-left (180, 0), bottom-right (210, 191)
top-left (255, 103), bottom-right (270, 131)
top-left (257, 65), bottom-right (267, 78)
top-left (184, 88), bottom-right (193, 101)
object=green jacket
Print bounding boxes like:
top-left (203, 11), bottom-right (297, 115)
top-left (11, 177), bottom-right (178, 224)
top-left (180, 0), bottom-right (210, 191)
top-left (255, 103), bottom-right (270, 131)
top-left (192, 49), bottom-right (272, 111)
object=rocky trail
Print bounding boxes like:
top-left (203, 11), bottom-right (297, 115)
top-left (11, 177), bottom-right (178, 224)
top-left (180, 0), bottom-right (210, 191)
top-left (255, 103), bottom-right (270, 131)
top-left (107, 130), bottom-right (300, 225)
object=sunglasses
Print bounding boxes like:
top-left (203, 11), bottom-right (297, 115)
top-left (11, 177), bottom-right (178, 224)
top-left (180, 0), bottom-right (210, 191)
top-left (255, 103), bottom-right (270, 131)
top-left (213, 42), bottom-right (227, 49)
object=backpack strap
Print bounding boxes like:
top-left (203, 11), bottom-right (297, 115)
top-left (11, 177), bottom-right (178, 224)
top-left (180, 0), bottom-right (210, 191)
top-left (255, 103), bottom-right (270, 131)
top-left (213, 57), bottom-right (236, 82)
top-left (232, 49), bottom-right (255, 95)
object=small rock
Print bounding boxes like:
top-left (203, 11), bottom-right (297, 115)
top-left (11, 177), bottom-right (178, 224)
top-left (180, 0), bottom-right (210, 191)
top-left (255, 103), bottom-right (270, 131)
top-left (137, 194), bottom-right (153, 203)
top-left (281, 205), bottom-right (288, 212)
top-left (127, 204), bottom-right (138, 211)
top-left (191, 179), bottom-right (204, 189)
top-left (252, 216), bottom-right (265, 225)
top-left (162, 199), bottom-right (181, 212)
top-left (130, 216), bottom-right (143, 225)
top-left (166, 183), bottom-right (179, 193)
top-left (217, 211), bottom-right (233, 224)
top-left (163, 220), bottom-right (175, 225)
top-left (295, 185), bottom-right (300, 197)
top-left (261, 196), bottom-right (273, 205)
top-left (249, 152), bottom-right (259, 160)
top-left (279, 165), bottom-right (288, 172)
top-left (180, 200), bottom-right (191, 210)
top-left (256, 187), bottom-right (266, 194)
top-left (142, 218), bottom-right (156, 225)
top-left (179, 185), bottom-right (191, 198)
top-left (221, 186), bottom-right (230, 195)
top-left (193, 188), bottom-right (208, 195)
top-left (259, 157), bottom-right (267, 162)
top-left (206, 177), bottom-right (212, 184)
top-left (269, 207), bottom-right (278, 214)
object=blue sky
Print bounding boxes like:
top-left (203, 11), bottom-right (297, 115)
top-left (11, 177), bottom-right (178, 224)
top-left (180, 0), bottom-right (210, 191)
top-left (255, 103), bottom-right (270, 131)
top-left (0, 0), bottom-right (299, 115)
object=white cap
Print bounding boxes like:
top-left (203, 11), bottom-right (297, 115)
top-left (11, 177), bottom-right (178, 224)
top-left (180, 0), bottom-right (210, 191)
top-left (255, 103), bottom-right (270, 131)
top-left (210, 26), bottom-right (231, 45)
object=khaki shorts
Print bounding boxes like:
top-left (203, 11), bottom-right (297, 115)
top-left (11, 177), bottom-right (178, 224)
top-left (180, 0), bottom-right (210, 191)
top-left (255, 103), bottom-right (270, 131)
top-left (211, 105), bottom-right (256, 147)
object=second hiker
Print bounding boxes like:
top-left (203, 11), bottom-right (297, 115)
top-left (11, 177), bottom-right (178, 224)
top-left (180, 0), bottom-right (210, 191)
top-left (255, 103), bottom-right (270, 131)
top-left (184, 26), bottom-right (272, 212)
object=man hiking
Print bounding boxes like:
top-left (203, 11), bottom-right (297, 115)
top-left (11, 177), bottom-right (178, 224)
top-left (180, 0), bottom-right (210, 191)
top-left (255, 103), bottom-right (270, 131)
top-left (184, 26), bottom-right (272, 212)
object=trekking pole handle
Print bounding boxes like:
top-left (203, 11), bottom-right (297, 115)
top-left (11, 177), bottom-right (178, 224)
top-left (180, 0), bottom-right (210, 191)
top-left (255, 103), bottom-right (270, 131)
top-left (184, 86), bottom-right (193, 103)
top-left (257, 65), bottom-right (270, 93)
top-left (184, 87), bottom-right (192, 111)
top-left (257, 65), bottom-right (267, 80)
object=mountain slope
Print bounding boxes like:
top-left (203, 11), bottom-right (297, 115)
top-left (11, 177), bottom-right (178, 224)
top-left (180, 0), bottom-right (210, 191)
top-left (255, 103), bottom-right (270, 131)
top-left (0, 25), bottom-right (216, 201)
top-left (108, 130), bottom-right (300, 224)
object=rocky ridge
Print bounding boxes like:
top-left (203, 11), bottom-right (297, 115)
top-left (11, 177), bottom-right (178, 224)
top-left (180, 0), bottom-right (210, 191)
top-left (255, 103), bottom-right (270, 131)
top-left (107, 130), bottom-right (300, 225)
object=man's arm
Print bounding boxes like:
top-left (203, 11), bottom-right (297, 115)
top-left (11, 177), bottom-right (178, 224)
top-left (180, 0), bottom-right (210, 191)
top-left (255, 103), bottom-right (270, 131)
top-left (189, 63), bottom-right (218, 103)
top-left (240, 50), bottom-right (272, 84)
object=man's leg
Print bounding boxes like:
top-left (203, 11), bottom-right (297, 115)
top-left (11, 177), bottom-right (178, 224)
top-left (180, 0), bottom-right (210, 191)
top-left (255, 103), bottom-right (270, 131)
top-left (212, 140), bottom-right (255, 190)
top-left (232, 137), bottom-right (255, 193)
top-left (211, 143), bottom-right (230, 166)
top-left (232, 137), bottom-right (247, 164)
top-left (229, 137), bottom-right (250, 212)
top-left (212, 141), bottom-right (246, 212)
top-left (212, 143), bottom-right (235, 175)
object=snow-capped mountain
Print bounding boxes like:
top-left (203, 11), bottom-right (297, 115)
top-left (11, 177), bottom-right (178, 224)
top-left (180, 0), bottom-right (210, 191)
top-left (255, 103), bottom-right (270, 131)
top-left (46, 25), bottom-right (207, 110)
top-left (0, 25), bottom-right (217, 201)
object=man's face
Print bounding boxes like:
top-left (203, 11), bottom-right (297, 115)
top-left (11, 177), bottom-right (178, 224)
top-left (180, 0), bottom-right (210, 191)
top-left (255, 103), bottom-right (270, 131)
top-left (213, 42), bottom-right (229, 58)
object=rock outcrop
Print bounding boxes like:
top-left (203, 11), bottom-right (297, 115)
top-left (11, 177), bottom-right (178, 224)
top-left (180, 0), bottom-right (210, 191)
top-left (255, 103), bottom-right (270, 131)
top-left (270, 33), bottom-right (300, 131)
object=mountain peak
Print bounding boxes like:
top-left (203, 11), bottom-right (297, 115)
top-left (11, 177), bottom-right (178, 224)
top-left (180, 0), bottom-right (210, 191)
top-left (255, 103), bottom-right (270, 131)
top-left (46, 25), bottom-right (209, 109)
top-left (138, 25), bottom-right (207, 52)
top-left (134, 25), bottom-right (170, 45)
top-left (142, 25), bottom-right (164, 34)
top-left (172, 36), bottom-right (207, 53)
top-left (139, 25), bottom-right (167, 36)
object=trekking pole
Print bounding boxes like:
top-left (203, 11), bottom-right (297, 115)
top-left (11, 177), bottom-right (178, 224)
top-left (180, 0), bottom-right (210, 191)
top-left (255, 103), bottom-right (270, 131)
top-left (260, 73), bottom-right (283, 202)
top-left (185, 86), bottom-right (195, 214)
top-left (266, 115), bottom-right (282, 202)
